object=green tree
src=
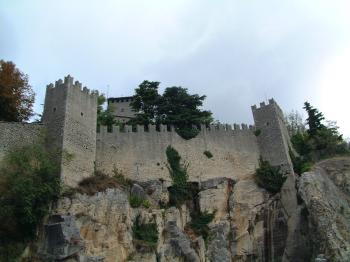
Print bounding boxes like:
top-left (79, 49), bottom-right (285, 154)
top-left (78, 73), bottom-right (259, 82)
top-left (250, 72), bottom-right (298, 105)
top-left (129, 80), bottom-right (161, 125)
top-left (303, 102), bottom-right (324, 137)
top-left (290, 102), bottom-right (349, 172)
top-left (129, 81), bottom-right (213, 139)
top-left (0, 143), bottom-right (60, 260)
top-left (0, 60), bottom-right (35, 122)
top-left (93, 91), bottom-right (117, 128)
top-left (158, 86), bottom-right (212, 127)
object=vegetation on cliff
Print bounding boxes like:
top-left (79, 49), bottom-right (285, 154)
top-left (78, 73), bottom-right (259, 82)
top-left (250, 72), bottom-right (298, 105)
top-left (132, 215), bottom-right (158, 252)
top-left (287, 102), bottom-right (349, 174)
top-left (255, 157), bottom-right (287, 194)
top-left (129, 80), bottom-right (212, 139)
top-left (188, 211), bottom-right (215, 243)
top-left (0, 143), bottom-right (60, 260)
top-left (166, 145), bottom-right (192, 206)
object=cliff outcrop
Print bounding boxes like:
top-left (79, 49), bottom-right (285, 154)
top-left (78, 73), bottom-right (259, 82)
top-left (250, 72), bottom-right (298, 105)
top-left (30, 157), bottom-right (350, 262)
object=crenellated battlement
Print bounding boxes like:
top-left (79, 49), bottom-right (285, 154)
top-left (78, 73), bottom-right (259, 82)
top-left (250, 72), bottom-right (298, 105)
top-left (251, 98), bottom-right (284, 120)
top-left (46, 75), bottom-right (97, 98)
top-left (97, 123), bottom-right (255, 135)
top-left (0, 72), bottom-right (293, 186)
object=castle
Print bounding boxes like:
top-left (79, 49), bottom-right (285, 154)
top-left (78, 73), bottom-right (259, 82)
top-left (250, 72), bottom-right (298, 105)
top-left (0, 75), bottom-right (294, 187)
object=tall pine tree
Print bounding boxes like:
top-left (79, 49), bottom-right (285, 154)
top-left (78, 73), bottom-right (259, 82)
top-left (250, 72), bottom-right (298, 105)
top-left (303, 102), bottom-right (325, 137)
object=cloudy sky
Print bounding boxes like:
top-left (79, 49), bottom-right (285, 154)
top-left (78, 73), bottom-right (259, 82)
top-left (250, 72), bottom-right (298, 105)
top-left (1, 0), bottom-right (349, 137)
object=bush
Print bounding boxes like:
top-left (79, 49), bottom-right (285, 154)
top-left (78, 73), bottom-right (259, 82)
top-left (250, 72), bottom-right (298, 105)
top-left (142, 200), bottom-right (151, 208)
top-left (0, 143), bottom-right (60, 261)
top-left (189, 211), bottom-right (215, 243)
top-left (132, 215), bottom-right (158, 252)
top-left (203, 150), bottom-right (213, 158)
top-left (254, 129), bottom-right (261, 136)
top-left (289, 148), bottom-right (313, 175)
top-left (175, 127), bottom-right (200, 140)
top-left (255, 157), bottom-right (287, 194)
top-left (129, 195), bottom-right (143, 208)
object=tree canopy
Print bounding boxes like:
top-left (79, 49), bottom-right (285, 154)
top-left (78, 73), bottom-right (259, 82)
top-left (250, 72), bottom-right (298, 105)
top-left (92, 91), bottom-right (117, 128)
top-left (129, 80), bottom-right (212, 139)
top-left (290, 102), bottom-right (349, 174)
top-left (303, 101), bottom-right (325, 136)
top-left (0, 60), bottom-right (35, 122)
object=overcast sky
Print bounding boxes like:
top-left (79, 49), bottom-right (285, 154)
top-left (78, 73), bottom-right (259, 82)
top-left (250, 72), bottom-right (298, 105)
top-left (1, 0), bottom-right (349, 137)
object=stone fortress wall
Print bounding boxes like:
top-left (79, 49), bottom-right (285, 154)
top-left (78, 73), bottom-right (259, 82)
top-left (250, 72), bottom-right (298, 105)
top-left (0, 75), bottom-right (293, 188)
top-left (42, 76), bottom-right (98, 186)
top-left (95, 124), bottom-right (260, 184)
top-left (0, 121), bottom-right (44, 160)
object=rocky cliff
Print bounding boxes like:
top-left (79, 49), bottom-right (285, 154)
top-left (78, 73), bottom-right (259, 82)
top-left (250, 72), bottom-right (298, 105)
top-left (30, 157), bottom-right (350, 262)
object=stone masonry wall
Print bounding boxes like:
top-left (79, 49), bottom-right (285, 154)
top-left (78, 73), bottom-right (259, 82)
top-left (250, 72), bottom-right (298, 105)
top-left (252, 99), bottom-right (293, 173)
top-left (95, 124), bottom-right (260, 183)
top-left (0, 121), bottom-right (44, 162)
top-left (43, 76), bottom-right (98, 187)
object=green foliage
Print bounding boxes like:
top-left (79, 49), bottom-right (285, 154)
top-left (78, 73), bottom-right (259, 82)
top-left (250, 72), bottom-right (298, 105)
top-left (289, 148), bottom-right (312, 175)
top-left (189, 211), bottom-right (215, 242)
top-left (132, 215), bottom-right (158, 252)
top-left (0, 143), bottom-right (60, 261)
top-left (255, 157), bottom-right (287, 194)
top-left (129, 81), bottom-right (212, 140)
top-left (93, 91), bottom-right (117, 129)
top-left (159, 86), bottom-right (212, 128)
top-left (290, 102), bottom-right (349, 164)
top-left (175, 127), bottom-right (200, 140)
top-left (303, 102), bottom-right (325, 137)
top-left (291, 132), bottom-right (312, 158)
top-left (142, 200), bottom-right (151, 208)
top-left (254, 129), bottom-right (261, 136)
top-left (129, 195), bottom-right (143, 208)
top-left (166, 146), bottom-right (192, 206)
top-left (203, 150), bottom-right (213, 158)
top-left (129, 80), bottom-right (161, 125)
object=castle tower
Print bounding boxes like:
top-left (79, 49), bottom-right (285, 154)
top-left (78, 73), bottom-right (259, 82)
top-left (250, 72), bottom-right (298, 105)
top-left (107, 96), bottom-right (135, 123)
top-left (251, 98), bottom-right (293, 173)
top-left (43, 75), bottom-right (98, 187)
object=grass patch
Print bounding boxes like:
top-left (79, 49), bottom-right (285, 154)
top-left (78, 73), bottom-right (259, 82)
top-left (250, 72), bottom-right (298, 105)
top-left (203, 150), bottom-right (213, 158)
top-left (129, 195), bottom-right (151, 208)
top-left (132, 215), bottom-right (158, 252)
top-left (255, 157), bottom-right (287, 194)
top-left (129, 195), bottom-right (143, 208)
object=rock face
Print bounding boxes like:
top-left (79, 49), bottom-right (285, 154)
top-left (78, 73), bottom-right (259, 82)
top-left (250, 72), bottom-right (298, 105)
top-left (33, 157), bottom-right (350, 262)
top-left (298, 157), bottom-right (350, 262)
